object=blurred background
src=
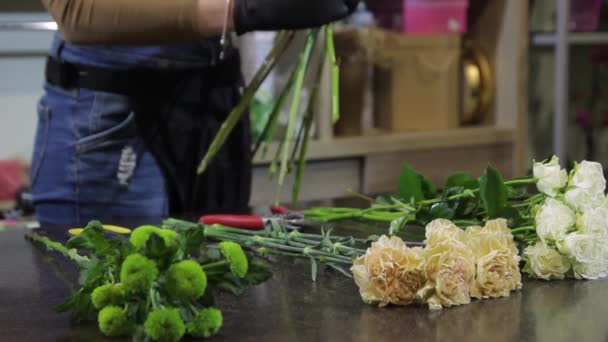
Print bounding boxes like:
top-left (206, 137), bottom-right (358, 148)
top-left (1, 0), bottom-right (607, 216)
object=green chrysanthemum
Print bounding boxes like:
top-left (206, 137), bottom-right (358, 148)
top-left (98, 306), bottom-right (133, 337)
top-left (165, 260), bottom-right (207, 300)
top-left (144, 308), bottom-right (185, 342)
top-left (219, 241), bottom-right (249, 278)
top-left (91, 283), bottom-right (125, 309)
top-left (186, 307), bottom-right (223, 338)
top-left (130, 225), bottom-right (160, 250)
top-left (120, 253), bottom-right (159, 294)
top-left (157, 229), bottom-right (179, 248)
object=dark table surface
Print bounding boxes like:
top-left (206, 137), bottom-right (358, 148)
top-left (2, 224), bottom-right (608, 342)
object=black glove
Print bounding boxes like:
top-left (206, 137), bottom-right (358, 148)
top-left (234, 0), bottom-right (360, 35)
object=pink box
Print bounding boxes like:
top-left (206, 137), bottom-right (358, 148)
top-left (404, 1), bottom-right (469, 34)
top-left (367, 0), bottom-right (403, 32)
top-left (0, 160), bottom-right (23, 201)
top-left (570, 0), bottom-right (602, 32)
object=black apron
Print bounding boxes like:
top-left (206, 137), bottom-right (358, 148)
top-left (45, 49), bottom-right (252, 220)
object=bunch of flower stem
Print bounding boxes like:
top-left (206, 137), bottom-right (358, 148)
top-left (197, 31), bottom-right (294, 174)
top-left (305, 177), bottom-right (536, 222)
top-left (25, 232), bottom-right (89, 265)
top-left (204, 224), bottom-right (363, 267)
top-left (197, 25), bottom-right (341, 207)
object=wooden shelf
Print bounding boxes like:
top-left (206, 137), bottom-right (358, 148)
top-left (253, 126), bottom-right (515, 165)
top-left (532, 32), bottom-right (608, 47)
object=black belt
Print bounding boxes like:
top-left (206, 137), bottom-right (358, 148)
top-left (45, 50), bottom-right (242, 96)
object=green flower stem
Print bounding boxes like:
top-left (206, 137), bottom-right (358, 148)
top-left (25, 232), bottom-right (89, 265)
top-left (275, 29), bottom-right (318, 206)
top-left (206, 225), bottom-right (270, 236)
top-left (150, 288), bottom-right (159, 309)
top-left (346, 188), bottom-right (376, 203)
top-left (504, 178), bottom-right (536, 186)
top-left (292, 29), bottom-right (327, 205)
top-left (201, 260), bottom-right (230, 270)
top-left (332, 244), bottom-right (366, 255)
top-left (251, 238), bottom-right (353, 263)
top-left (197, 31), bottom-right (294, 174)
top-left (326, 24), bottom-right (340, 124)
top-left (252, 57), bottom-right (300, 157)
top-left (206, 227), bottom-right (353, 263)
top-left (453, 220), bottom-right (483, 227)
top-left (420, 192), bottom-right (477, 206)
top-left (511, 226), bottom-right (536, 234)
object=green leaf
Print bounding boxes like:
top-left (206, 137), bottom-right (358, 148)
top-left (398, 164), bottom-right (424, 202)
top-left (215, 280), bottom-right (244, 296)
top-left (430, 202), bottom-right (455, 220)
top-left (463, 179), bottom-right (480, 190)
top-left (327, 263), bottom-right (353, 278)
top-left (389, 216), bottom-right (409, 235)
top-left (479, 165), bottom-right (508, 218)
top-left (500, 207), bottom-right (525, 227)
top-left (142, 233), bottom-right (168, 259)
top-left (445, 172), bottom-right (471, 188)
top-left (365, 235), bottom-right (380, 243)
top-left (507, 185), bottom-right (528, 199)
top-left (66, 221), bottom-right (112, 256)
top-left (310, 257), bottom-right (318, 282)
top-left (243, 261), bottom-right (272, 285)
top-left (420, 175), bottom-right (438, 198)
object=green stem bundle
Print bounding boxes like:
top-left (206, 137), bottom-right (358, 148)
top-left (197, 31), bottom-right (295, 175)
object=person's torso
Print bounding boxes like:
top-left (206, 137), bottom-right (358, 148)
top-left (50, 33), bottom-right (224, 70)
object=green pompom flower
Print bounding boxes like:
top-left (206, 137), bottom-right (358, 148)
top-left (157, 229), bottom-right (179, 248)
top-left (120, 253), bottom-right (159, 293)
top-left (186, 307), bottom-right (223, 338)
top-left (130, 225), bottom-right (179, 252)
top-left (91, 283), bottom-right (125, 309)
top-left (98, 306), bottom-right (132, 337)
top-left (130, 225), bottom-right (160, 250)
top-left (144, 308), bottom-right (185, 342)
top-left (219, 241), bottom-right (249, 278)
top-left (165, 260), bottom-right (207, 300)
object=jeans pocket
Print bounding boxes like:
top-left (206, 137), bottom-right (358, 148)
top-left (74, 91), bottom-right (137, 153)
top-left (30, 98), bottom-right (51, 188)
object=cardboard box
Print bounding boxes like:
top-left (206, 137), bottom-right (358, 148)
top-left (371, 29), bottom-right (461, 132)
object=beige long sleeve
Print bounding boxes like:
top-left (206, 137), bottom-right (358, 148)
top-left (42, 0), bottom-right (213, 45)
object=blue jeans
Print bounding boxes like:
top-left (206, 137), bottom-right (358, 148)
top-left (31, 36), bottom-right (225, 226)
top-left (31, 83), bottom-right (169, 226)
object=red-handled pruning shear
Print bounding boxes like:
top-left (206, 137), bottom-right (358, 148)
top-left (199, 205), bottom-right (316, 231)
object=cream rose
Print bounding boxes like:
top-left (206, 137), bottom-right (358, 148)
top-left (351, 235), bottom-right (425, 307)
top-left (559, 233), bottom-right (608, 265)
top-left (417, 240), bottom-right (475, 309)
top-left (576, 207), bottom-right (608, 235)
top-left (569, 161), bottom-right (606, 195)
top-left (533, 156), bottom-right (568, 197)
top-left (523, 242), bottom-right (571, 280)
top-left (424, 218), bottom-right (467, 247)
top-left (535, 198), bottom-right (576, 243)
top-left (571, 261), bottom-right (608, 280)
top-left (565, 188), bottom-right (605, 212)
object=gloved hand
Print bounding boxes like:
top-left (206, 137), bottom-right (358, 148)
top-left (233, 0), bottom-right (360, 35)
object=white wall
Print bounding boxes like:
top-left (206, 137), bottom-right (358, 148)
top-left (0, 13), bottom-right (54, 161)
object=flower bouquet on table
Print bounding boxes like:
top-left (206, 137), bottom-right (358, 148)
top-left (25, 221), bottom-right (271, 341)
top-left (304, 156), bottom-right (608, 281)
top-left (523, 159), bottom-right (608, 280)
top-left (196, 217), bottom-right (522, 310)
